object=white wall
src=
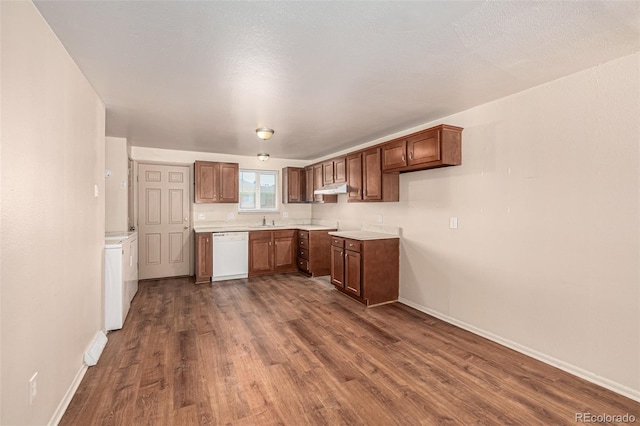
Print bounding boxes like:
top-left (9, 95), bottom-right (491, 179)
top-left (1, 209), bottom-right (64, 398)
top-left (130, 147), bottom-right (313, 225)
top-left (1, 2), bottom-right (106, 424)
top-left (312, 53), bottom-right (640, 399)
top-left (105, 137), bottom-right (129, 232)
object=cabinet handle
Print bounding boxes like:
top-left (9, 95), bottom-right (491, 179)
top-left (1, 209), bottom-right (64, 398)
top-left (269, 241), bottom-right (272, 246)
top-left (409, 151), bottom-right (414, 160)
top-left (349, 243), bottom-right (354, 247)
top-left (340, 251), bottom-right (343, 256)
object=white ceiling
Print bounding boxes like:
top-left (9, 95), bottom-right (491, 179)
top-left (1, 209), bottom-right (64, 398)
top-left (34, 1), bottom-right (640, 160)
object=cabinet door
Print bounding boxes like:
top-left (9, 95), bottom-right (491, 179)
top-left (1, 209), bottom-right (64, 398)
top-left (334, 157), bottom-right (346, 183)
top-left (322, 161), bottom-right (334, 185)
top-left (195, 233), bottom-right (212, 283)
top-left (382, 139), bottom-right (407, 170)
top-left (344, 250), bottom-right (361, 297)
top-left (249, 237), bottom-right (272, 274)
top-left (313, 165), bottom-right (324, 202)
top-left (305, 167), bottom-right (314, 203)
top-left (346, 153), bottom-right (362, 201)
top-left (195, 161), bottom-right (219, 203)
top-left (219, 163), bottom-right (239, 203)
top-left (274, 235), bottom-right (296, 272)
top-left (408, 129), bottom-right (440, 166)
top-left (330, 245), bottom-right (344, 288)
top-left (284, 167), bottom-right (304, 203)
top-left (362, 147), bottom-right (382, 201)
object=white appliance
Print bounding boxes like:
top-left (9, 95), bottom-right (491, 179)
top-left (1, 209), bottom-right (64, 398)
top-left (212, 232), bottom-right (249, 281)
top-left (104, 232), bottom-right (138, 330)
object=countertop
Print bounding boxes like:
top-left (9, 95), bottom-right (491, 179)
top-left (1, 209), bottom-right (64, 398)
top-left (105, 231), bottom-right (137, 248)
top-left (328, 230), bottom-right (400, 241)
top-left (193, 224), bottom-right (337, 233)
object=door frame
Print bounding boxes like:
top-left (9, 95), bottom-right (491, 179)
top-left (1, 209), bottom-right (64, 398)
top-left (134, 160), bottom-right (194, 277)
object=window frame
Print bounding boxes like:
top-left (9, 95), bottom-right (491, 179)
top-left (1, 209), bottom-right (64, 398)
top-left (237, 168), bottom-right (279, 213)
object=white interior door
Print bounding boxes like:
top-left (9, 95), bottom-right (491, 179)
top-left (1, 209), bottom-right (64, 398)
top-left (138, 163), bottom-right (191, 279)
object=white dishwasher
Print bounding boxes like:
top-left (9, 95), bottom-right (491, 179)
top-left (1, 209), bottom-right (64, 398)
top-left (212, 232), bottom-right (249, 281)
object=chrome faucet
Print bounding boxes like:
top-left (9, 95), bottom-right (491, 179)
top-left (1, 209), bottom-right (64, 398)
top-left (262, 216), bottom-right (266, 226)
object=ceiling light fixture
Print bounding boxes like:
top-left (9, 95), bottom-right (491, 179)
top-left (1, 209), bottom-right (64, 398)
top-left (257, 153), bottom-right (270, 161)
top-left (255, 128), bottom-right (274, 140)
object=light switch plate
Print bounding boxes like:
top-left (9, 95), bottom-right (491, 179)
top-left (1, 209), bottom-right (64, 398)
top-left (449, 217), bottom-right (458, 229)
top-left (377, 214), bottom-right (383, 223)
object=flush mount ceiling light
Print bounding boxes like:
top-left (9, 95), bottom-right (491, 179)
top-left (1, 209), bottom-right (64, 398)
top-left (255, 128), bottom-right (274, 140)
top-left (257, 153), bottom-right (270, 161)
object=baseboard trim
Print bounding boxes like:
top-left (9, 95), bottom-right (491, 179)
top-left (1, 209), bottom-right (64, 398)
top-left (48, 363), bottom-right (87, 426)
top-left (398, 298), bottom-right (640, 403)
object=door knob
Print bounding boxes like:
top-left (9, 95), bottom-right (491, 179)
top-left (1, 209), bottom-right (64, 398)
top-left (184, 226), bottom-right (189, 230)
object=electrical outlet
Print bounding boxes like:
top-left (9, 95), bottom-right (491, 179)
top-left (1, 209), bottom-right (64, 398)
top-left (282, 211), bottom-right (289, 218)
top-left (29, 372), bottom-right (38, 405)
top-left (226, 212), bottom-right (235, 220)
top-left (197, 213), bottom-right (205, 220)
top-left (377, 214), bottom-right (383, 223)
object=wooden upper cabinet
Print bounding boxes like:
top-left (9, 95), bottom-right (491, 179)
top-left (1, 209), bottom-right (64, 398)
top-left (334, 157), bottom-right (346, 183)
top-left (195, 161), bottom-right (218, 203)
top-left (322, 161), bottom-right (335, 185)
top-left (382, 139), bottom-right (407, 171)
top-left (381, 125), bottom-right (462, 172)
top-left (311, 164), bottom-right (337, 203)
top-left (195, 161), bottom-right (238, 203)
top-left (304, 166), bottom-right (314, 203)
top-left (346, 153), bottom-right (363, 201)
top-left (313, 165), bottom-right (324, 202)
top-left (321, 157), bottom-right (346, 185)
top-left (362, 147), bottom-right (383, 201)
top-left (282, 167), bottom-right (305, 204)
top-left (219, 162), bottom-right (239, 202)
top-left (347, 150), bottom-right (398, 203)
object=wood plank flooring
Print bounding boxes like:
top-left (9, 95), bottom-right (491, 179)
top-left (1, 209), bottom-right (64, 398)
top-left (61, 274), bottom-right (639, 425)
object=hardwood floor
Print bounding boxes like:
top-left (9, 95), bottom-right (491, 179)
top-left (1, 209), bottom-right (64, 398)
top-left (61, 274), bottom-right (639, 425)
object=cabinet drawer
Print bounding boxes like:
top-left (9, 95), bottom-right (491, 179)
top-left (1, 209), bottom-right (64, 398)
top-left (298, 247), bottom-right (309, 260)
top-left (298, 230), bottom-right (309, 240)
top-left (331, 237), bottom-right (344, 248)
top-left (298, 238), bottom-right (308, 249)
top-left (345, 239), bottom-right (361, 252)
top-left (297, 257), bottom-right (309, 272)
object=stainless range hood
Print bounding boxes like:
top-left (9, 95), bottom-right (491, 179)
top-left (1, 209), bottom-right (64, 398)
top-left (313, 182), bottom-right (348, 195)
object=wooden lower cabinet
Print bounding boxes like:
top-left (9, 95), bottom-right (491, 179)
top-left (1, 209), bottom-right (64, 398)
top-left (274, 232), bottom-right (296, 272)
top-left (195, 232), bottom-right (213, 283)
top-left (344, 250), bottom-right (361, 297)
top-left (330, 236), bottom-right (399, 306)
top-left (249, 230), bottom-right (297, 277)
top-left (330, 244), bottom-right (344, 288)
top-left (297, 229), bottom-right (335, 276)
